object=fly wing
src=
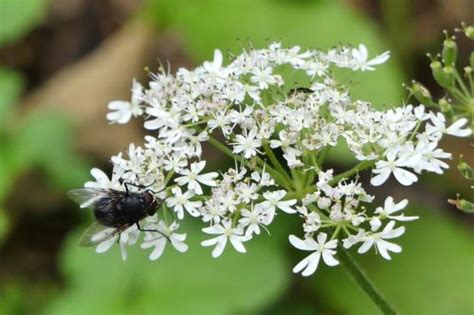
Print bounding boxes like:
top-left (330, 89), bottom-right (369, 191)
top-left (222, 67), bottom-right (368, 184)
top-left (68, 188), bottom-right (119, 209)
top-left (79, 221), bottom-right (132, 247)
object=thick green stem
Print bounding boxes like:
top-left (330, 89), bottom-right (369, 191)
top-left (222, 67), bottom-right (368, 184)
top-left (338, 248), bottom-right (398, 315)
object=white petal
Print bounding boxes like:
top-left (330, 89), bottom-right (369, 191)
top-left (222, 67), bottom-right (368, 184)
top-left (316, 232), bottom-right (328, 244)
top-left (172, 240), bottom-right (188, 253)
top-left (213, 49), bottom-right (223, 68)
top-left (383, 225), bottom-right (405, 239)
top-left (197, 172), bottom-right (219, 186)
top-left (230, 236), bottom-right (246, 253)
top-left (370, 169), bottom-right (391, 186)
top-left (149, 240), bottom-right (167, 260)
top-left (289, 235), bottom-right (317, 251)
top-left (393, 168), bottom-right (418, 186)
top-left (370, 217), bottom-right (382, 231)
top-left (95, 238), bottom-right (115, 253)
top-left (211, 238), bottom-right (227, 258)
top-left (292, 255), bottom-right (310, 274)
top-left (376, 239), bottom-right (401, 260)
top-left (322, 250), bottom-right (339, 266)
top-left (188, 180), bottom-right (203, 195)
top-left (201, 237), bottom-right (219, 247)
top-left (358, 239), bottom-right (374, 254)
top-left (301, 252), bottom-right (321, 277)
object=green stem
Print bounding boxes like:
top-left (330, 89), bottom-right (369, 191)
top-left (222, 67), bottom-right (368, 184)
top-left (448, 87), bottom-right (471, 104)
top-left (207, 136), bottom-right (293, 190)
top-left (163, 170), bottom-right (175, 187)
top-left (338, 248), bottom-right (398, 315)
top-left (454, 69), bottom-right (471, 98)
top-left (329, 160), bottom-right (375, 186)
top-left (262, 141), bottom-right (292, 182)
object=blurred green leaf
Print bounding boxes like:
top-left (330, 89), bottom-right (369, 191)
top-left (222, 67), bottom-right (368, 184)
top-left (0, 207), bottom-right (8, 243)
top-left (308, 207), bottom-right (474, 315)
top-left (43, 221), bottom-right (290, 315)
top-left (0, 0), bottom-right (49, 46)
top-left (0, 282), bottom-right (24, 315)
top-left (13, 111), bottom-right (90, 188)
top-left (0, 67), bottom-right (23, 124)
top-left (148, 0), bottom-right (403, 106)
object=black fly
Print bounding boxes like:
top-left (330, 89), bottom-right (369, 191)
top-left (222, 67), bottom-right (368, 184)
top-left (68, 183), bottom-right (166, 247)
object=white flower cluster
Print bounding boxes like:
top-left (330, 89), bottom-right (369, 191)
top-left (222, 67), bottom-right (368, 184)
top-left (80, 43), bottom-right (471, 275)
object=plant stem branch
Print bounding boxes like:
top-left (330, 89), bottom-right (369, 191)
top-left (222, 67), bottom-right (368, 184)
top-left (262, 141), bottom-right (292, 182)
top-left (338, 248), bottom-right (398, 315)
top-left (329, 160), bottom-right (375, 186)
top-left (207, 136), bottom-right (293, 190)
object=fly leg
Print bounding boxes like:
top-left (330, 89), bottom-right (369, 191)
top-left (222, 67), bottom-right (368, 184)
top-left (124, 182), bottom-right (157, 194)
top-left (136, 222), bottom-right (170, 242)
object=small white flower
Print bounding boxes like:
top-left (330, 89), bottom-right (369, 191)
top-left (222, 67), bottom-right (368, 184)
top-left (106, 80), bottom-right (144, 124)
top-left (376, 197), bottom-right (417, 221)
top-left (289, 233), bottom-right (339, 276)
top-left (262, 190), bottom-right (297, 214)
top-left (250, 67), bottom-right (278, 89)
top-left (141, 221), bottom-right (188, 260)
top-left (427, 113), bottom-right (472, 139)
top-left (370, 197), bottom-right (418, 230)
top-left (371, 151), bottom-right (418, 186)
top-left (201, 199), bottom-right (227, 224)
top-left (232, 129), bottom-right (262, 159)
top-left (166, 187), bottom-right (202, 219)
top-left (351, 44), bottom-right (390, 71)
top-left (239, 204), bottom-right (272, 236)
top-left (357, 221), bottom-right (405, 260)
top-left (175, 161), bottom-right (218, 195)
top-left (201, 220), bottom-right (250, 257)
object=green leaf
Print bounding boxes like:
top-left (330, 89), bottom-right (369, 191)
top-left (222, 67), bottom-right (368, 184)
top-left (0, 0), bottom-right (49, 46)
top-left (13, 111), bottom-right (90, 188)
top-left (42, 221), bottom-right (290, 315)
top-left (0, 207), bottom-right (8, 244)
top-left (0, 67), bottom-right (23, 124)
top-left (148, 0), bottom-right (403, 106)
top-left (308, 207), bottom-right (474, 315)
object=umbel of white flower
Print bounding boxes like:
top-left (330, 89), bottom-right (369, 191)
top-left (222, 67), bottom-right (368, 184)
top-left (77, 42), bottom-right (471, 277)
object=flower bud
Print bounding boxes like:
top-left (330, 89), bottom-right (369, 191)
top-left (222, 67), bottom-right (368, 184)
top-left (431, 61), bottom-right (454, 88)
top-left (464, 66), bottom-right (472, 75)
top-left (442, 38), bottom-right (457, 65)
top-left (410, 82), bottom-right (433, 105)
top-left (457, 160), bottom-right (474, 180)
top-left (449, 197), bottom-right (474, 213)
top-left (439, 97), bottom-right (452, 114)
top-left (463, 25), bottom-right (474, 39)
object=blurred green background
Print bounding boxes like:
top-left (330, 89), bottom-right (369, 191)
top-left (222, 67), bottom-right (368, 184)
top-left (0, 0), bottom-right (473, 314)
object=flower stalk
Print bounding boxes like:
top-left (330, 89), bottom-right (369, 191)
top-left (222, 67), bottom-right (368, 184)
top-left (338, 248), bottom-right (398, 315)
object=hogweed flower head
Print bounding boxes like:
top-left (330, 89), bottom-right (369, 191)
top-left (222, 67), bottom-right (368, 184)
top-left (76, 42), bottom-right (471, 277)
